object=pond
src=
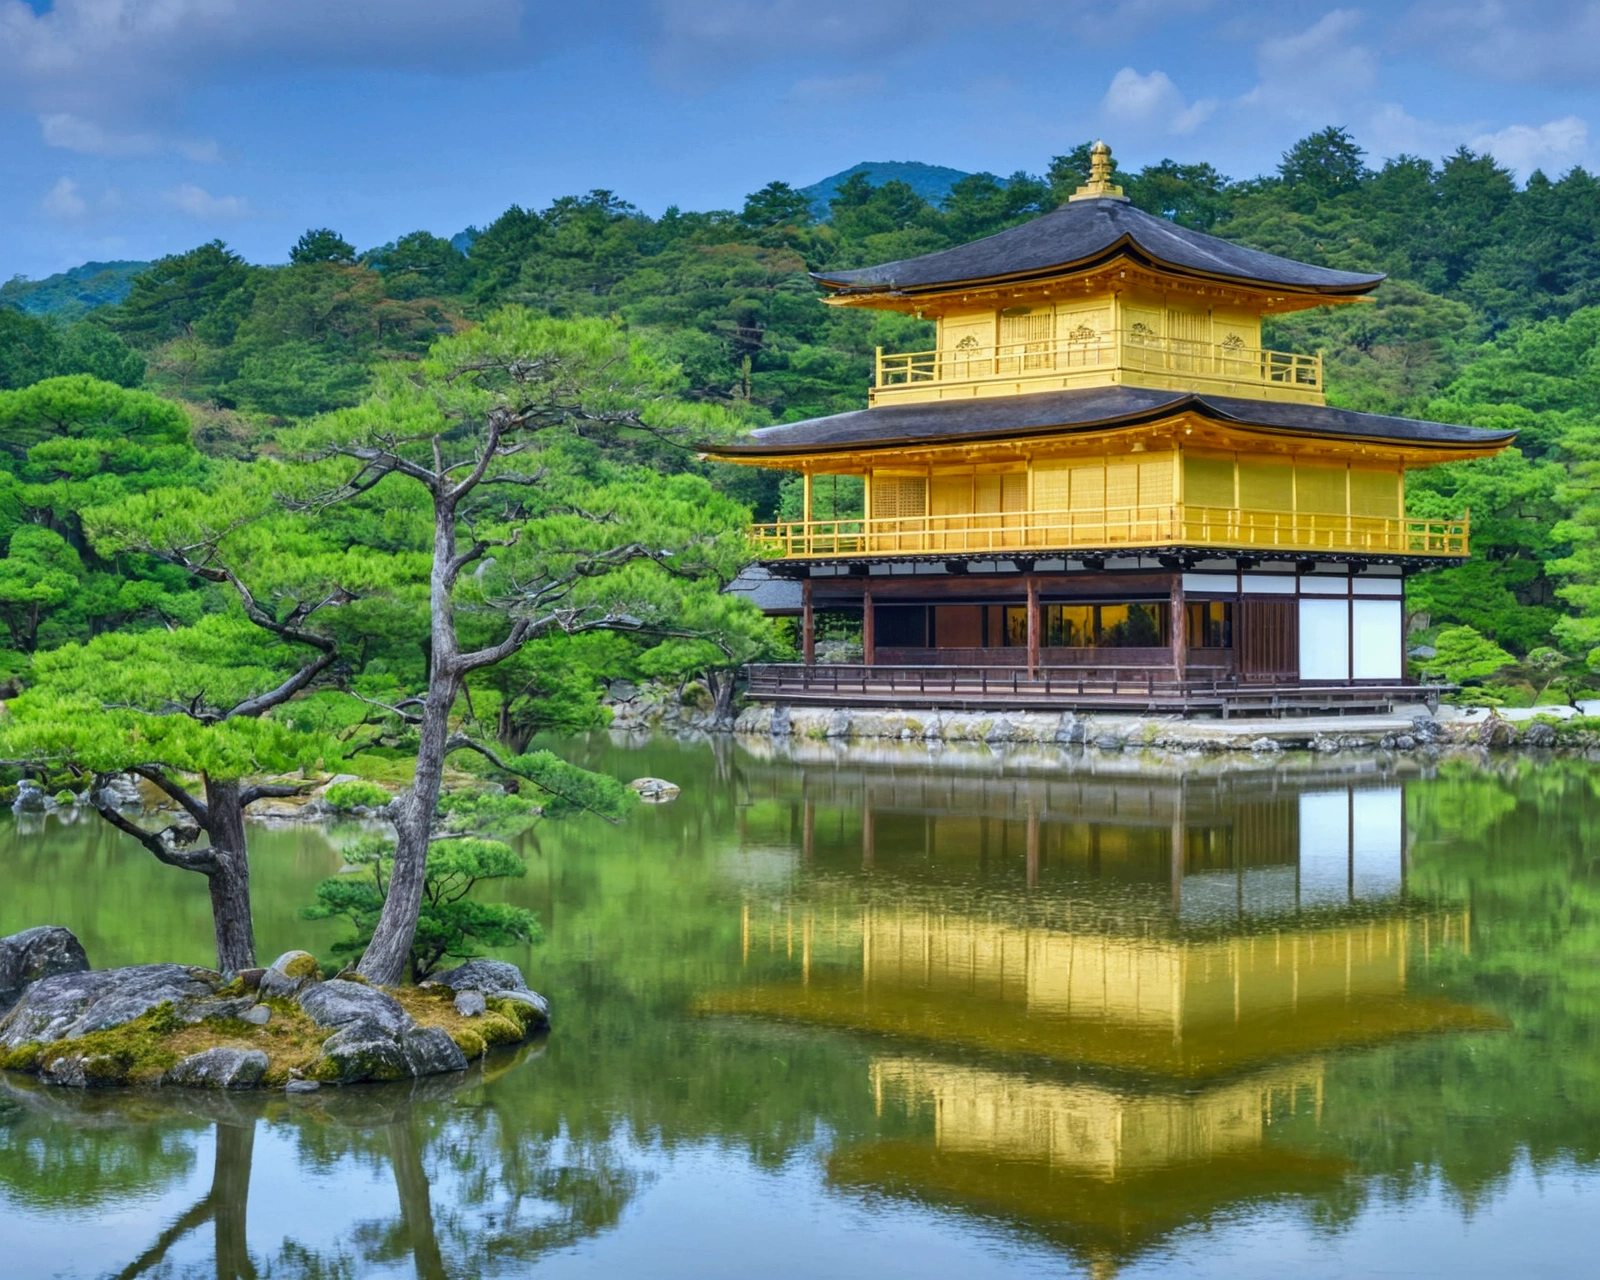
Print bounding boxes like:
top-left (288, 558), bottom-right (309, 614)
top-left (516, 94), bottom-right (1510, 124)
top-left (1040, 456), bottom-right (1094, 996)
top-left (3, 735), bottom-right (1599, 1278)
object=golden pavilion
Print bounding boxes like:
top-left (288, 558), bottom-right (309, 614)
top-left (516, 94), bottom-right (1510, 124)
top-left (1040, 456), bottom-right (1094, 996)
top-left (707, 143), bottom-right (1516, 714)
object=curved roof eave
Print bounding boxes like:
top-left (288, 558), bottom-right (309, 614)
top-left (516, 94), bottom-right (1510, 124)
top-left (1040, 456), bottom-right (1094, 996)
top-left (810, 199), bottom-right (1386, 298)
top-left (702, 387), bottom-right (1517, 458)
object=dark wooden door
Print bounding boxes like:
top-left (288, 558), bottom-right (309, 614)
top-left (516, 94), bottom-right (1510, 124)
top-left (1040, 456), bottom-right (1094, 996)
top-left (1237, 598), bottom-right (1298, 681)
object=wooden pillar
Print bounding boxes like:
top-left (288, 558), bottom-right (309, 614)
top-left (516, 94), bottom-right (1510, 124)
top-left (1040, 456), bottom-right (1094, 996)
top-left (1026, 575), bottom-right (1040, 678)
top-left (801, 578), bottom-right (815, 666)
top-left (1170, 573), bottom-right (1187, 683)
top-left (862, 582), bottom-right (876, 666)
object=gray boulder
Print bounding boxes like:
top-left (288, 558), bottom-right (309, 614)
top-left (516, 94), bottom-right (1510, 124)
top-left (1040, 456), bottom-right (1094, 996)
top-left (627, 777), bottom-right (680, 803)
top-left (0, 964), bottom-right (220, 1051)
top-left (493, 989), bottom-right (551, 1027)
top-left (433, 959), bottom-right (529, 994)
top-left (0, 925), bottom-right (90, 1014)
top-left (401, 1027), bottom-right (468, 1076)
top-left (40, 1052), bottom-right (128, 1088)
top-left (258, 950), bottom-right (322, 999)
top-left (316, 1019), bottom-right (411, 1083)
top-left (297, 980), bottom-right (410, 1035)
top-left (453, 990), bottom-right (487, 1018)
top-left (180, 997), bottom-right (259, 1025)
top-left (92, 774), bottom-right (145, 811)
top-left (1522, 720), bottom-right (1559, 748)
top-left (164, 1047), bottom-right (269, 1089)
top-left (11, 780), bottom-right (48, 814)
top-left (433, 958), bottom-right (548, 1030)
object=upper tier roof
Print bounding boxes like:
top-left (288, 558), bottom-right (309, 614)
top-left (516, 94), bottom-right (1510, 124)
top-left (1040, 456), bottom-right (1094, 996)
top-left (813, 198), bottom-right (1386, 298)
top-left (705, 386), bottom-right (1516, 456)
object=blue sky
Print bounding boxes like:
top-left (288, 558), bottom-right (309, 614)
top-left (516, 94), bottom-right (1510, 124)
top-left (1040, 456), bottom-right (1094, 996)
top-left (3, 1), bottom-right (1598, 280)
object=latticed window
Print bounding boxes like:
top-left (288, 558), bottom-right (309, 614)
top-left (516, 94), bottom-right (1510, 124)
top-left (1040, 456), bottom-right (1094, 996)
top-left (1000, 309), bottom-right (1053, 371)
top-left (871, 475), bottom-right (927, 520)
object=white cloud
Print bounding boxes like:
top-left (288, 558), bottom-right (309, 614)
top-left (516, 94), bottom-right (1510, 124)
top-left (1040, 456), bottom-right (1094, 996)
top-left (1241, 9), bottom-right (1377, 123)
top-left (1401, 2), bottom-right (1600, 86)
top-left (40, 177), bottom-right (87, 220)
top-left (1471, 116), bottom-right (1591, 178)
top-left (0, 1), bottom-right (529, 133)
top-left (1102, 68), bottom-right (1215, 135)
top-left (39, 112), bottom-right (222, 161)
top-left (165, 184), bottom-right (251, 220)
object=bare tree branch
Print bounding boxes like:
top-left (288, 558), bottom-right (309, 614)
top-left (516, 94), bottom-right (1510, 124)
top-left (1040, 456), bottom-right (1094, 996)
top-left (130, 766), bottom-right (209, 827)
top-left (91, 788), bottom-right (216, 875)
top-left (239, 780), bottom-right (316, 807)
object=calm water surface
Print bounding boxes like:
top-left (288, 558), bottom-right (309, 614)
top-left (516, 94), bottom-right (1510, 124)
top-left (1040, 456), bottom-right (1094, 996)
top-left (3, 735), bottom-right (1599, 1278)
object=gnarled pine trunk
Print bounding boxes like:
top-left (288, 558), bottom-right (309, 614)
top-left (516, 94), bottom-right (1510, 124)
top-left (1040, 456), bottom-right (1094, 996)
top-left (202, 779), bottom-right (257, 974)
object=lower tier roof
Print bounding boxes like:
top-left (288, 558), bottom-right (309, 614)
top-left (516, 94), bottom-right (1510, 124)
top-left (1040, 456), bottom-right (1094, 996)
top-left (705, 385), bottom-right (1517, 457)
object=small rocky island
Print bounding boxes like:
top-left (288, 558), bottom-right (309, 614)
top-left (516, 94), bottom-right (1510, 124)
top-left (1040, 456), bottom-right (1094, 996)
top-left (0, 926), bottom-right (548, 1090)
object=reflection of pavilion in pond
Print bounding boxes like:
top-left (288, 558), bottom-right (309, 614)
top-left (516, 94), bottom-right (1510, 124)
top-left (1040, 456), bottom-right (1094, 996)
top-left (831, 1057), bottom-right (1349, 1276)
top-left (744, 762), bottom-right (1421, 922)
top-left (714, 767), bottom-right (1497, 1272)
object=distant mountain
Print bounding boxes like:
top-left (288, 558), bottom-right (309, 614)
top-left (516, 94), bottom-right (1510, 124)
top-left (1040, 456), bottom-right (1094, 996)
top-left (799, 161), bottom-right (990, 220)
top-left (0, 261), bottom-right (149, 319)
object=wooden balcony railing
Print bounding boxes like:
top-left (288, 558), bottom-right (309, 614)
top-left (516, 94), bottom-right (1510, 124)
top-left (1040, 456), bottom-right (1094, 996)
top-left (751, 506), bottom-right (1470, 559)
top-left (874, 331), bottom-right (1323, 401)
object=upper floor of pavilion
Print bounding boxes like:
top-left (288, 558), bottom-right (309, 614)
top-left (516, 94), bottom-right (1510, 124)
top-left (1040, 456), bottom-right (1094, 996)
top-left (814, 143), bottom-right (1383, 408)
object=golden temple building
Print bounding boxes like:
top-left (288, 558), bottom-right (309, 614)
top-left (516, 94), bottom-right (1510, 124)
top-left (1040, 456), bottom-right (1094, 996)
top-left (706, 143), bottom-right (1516, 714)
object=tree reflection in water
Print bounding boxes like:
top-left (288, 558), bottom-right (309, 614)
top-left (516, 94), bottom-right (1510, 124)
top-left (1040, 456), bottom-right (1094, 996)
top-left (0, 1041), bottom-right (639, 1280)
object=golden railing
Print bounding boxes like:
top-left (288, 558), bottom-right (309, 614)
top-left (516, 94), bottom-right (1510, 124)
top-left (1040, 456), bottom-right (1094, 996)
top-left (875, 332), bottom-right (1323, 395)
top-left (751, 506), bottom-right (1469, 559)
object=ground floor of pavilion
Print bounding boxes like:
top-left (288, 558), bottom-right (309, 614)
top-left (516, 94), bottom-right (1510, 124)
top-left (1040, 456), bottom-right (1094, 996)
top-left (738, 553), bottom-right (1437, 716)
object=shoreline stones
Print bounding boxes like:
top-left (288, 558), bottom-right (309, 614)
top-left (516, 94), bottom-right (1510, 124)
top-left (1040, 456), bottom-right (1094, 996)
top-left (732, 704), bottom-right (1592, 754)
top-left (0, 928), bottom-right (547, 1091)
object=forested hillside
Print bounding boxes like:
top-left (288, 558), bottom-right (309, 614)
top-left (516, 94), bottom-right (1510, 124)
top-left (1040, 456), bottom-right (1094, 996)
top-left (4, 127), bottom-right (1600, 706)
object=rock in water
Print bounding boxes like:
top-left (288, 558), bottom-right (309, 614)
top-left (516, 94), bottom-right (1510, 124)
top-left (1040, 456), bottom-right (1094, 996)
top-left (0, 926), bottom-right (90, 1014)
top-left (401, 1027), bottom-right (468, 1076)
top-left (627, 777), bottom-right (680, 803)
top-left (317, 1021), bottom-right (411, 1083)
top-left (0, 965), bottom-right (220, 1051)
top-left (258, 950), bottom-right (323, 999)
top-left (11, 780), bottom-right (48, 814)
top-left (164, 1048), bottom-right (269, 1089)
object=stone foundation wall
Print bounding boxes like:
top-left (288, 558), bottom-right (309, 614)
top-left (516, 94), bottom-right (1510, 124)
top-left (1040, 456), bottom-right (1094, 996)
top-left (733, 704), bottom-right (1591, 754)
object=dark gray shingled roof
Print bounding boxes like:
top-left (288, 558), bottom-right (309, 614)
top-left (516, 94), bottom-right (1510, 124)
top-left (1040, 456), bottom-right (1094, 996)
top-left (705, 386), bottom-right (1517, 455)
top-left (813, 197), bottom-right (1385, 297)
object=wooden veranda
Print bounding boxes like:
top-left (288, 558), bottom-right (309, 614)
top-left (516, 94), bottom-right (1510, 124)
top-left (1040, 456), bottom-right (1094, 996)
top-left (742, 662), bottom-right (1441, 717)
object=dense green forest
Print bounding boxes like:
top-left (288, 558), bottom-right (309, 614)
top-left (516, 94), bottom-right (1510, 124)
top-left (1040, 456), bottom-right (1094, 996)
top-left (4, 127), bottom-right (1600, 706)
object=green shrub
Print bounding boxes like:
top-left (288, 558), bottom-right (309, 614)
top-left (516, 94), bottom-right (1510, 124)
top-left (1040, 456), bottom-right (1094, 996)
top-left (303, 834), bottom-right (540, 981)
top-left (53, 789), bottom-right (75, 805)
top-left (323, 779), bottom-right (392, 811)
